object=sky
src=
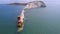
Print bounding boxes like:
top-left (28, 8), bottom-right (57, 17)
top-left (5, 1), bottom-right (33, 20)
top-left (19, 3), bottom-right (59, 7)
top-left (0, 0), bottom-right (60, 4)
top-left (0, 0), bottom-right (42, 4)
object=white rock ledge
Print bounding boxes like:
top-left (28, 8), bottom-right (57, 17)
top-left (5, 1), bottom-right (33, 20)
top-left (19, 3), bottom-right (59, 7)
top-left (24, 1), bottom-right (46, 9)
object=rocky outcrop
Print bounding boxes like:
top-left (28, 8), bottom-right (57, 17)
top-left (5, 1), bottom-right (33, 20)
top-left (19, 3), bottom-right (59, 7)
top-left (24, 1), bottom-right (46, 9)
top-left (28, 1), bottom-right (46, 7)
top-left (39, 1), bottom-right (46, 7)
top-left (8, 1), bottom-right (46, 9)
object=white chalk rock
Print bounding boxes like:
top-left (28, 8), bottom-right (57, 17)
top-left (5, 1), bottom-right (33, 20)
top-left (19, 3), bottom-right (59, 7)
top-left (24, 1), bottom-right (46, 9)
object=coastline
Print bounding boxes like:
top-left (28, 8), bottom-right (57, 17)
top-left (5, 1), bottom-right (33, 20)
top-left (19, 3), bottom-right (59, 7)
top-left (7, 1), bottom-right (46, 7)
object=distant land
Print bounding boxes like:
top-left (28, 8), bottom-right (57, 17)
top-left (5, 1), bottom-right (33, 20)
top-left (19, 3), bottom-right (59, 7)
top-left (8, 3), bottom-right (27, 5)
top-left (28, 1), bottom-right (46, 7)
top-left (8, 1), bottom-right (46, 7)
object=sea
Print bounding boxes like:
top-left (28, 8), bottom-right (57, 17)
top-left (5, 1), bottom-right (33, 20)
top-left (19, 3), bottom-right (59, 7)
top-left (0, 0), bottom-right (60, 34)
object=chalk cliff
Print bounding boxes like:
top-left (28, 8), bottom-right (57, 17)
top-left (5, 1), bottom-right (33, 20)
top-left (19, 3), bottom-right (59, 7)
top-left (24, 1), bottom-right (46, 9)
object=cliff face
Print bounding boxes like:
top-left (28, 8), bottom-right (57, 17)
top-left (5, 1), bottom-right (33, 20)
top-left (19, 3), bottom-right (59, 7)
top-left (24, 1), bottom-right (46, 9)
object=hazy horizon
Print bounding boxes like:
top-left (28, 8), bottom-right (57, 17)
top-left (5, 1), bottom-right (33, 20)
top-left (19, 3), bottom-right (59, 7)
top-left (0, 0), bottom-right (60, 4)
top-left (0, 0), bottom-right (42, 4)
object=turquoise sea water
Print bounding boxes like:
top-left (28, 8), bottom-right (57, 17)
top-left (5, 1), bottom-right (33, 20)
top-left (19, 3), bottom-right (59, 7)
top-left (0, 0), bottom-right (60, 34)
top-left (0, 5), bottom-right (25, 34)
